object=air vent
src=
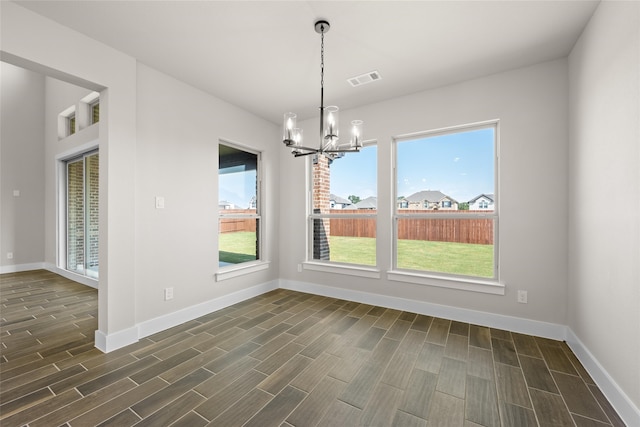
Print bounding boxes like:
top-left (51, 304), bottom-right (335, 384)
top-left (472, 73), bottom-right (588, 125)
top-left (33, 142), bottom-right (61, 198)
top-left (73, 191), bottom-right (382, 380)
top-left (348, 70), bottom-right (382, 87)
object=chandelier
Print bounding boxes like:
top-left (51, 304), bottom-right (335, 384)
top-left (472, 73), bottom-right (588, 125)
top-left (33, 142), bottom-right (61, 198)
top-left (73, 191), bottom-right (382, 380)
top-left (282, 20), bottom-right (363, 158)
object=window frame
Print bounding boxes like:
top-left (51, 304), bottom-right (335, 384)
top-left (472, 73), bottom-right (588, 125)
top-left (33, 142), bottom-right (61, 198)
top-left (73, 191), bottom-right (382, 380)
top-left (392, 120), bottom-right (500, 284)
top-left (217, 140), bottom-right (264, 278)
top-left (305, 141), bottom-right (379, 272)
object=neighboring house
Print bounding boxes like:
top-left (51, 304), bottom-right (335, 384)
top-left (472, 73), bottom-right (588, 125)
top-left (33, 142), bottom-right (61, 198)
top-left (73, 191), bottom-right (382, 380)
top-left (355, 196), bottom-right (377, 210)
top-left (402, 190), bottom-right (459, 210)
top-left (397, 197), bottom-right (409, 209)
top-left (249, 196), bottom-right (257, 209)
top-left (218, 200), bottom-right (235, 210)
top-left (330, 194), bottom-right (353, 210)
top-left (468, 193), bottom-right (494, 210)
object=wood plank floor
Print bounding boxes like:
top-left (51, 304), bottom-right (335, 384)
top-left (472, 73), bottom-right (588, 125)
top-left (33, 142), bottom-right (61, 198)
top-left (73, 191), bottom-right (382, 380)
top-left (0, 270), bottom-right (626, 426)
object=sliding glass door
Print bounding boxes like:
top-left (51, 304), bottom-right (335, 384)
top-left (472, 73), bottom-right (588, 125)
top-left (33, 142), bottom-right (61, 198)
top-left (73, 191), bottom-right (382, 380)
top-left (66, 151), bottom-right (99, 278)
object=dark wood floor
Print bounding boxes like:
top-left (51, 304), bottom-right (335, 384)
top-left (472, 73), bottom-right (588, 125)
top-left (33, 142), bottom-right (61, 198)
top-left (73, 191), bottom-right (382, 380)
top-left (0, 270), bottom-right (626, 427)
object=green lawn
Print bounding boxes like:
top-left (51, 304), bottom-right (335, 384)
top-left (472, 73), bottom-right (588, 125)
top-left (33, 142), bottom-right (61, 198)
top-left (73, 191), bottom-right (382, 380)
top-left (219, 232), bottom-right (493, 278)
top-left (219, 231), bottom-right (257, 264)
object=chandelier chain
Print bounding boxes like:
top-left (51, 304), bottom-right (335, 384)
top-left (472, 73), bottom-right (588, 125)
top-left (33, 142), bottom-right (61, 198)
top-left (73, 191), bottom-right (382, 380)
top-left (320, 28), bottom-right (325, 91)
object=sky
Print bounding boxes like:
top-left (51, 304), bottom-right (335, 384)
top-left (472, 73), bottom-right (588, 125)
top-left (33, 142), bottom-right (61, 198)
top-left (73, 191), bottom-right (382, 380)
top-left (219, 167), bottom-right (256, 208)
top-left (331, 127), bottom-right (495, 203)
top-left (220, 127), bottom-right (495, 208)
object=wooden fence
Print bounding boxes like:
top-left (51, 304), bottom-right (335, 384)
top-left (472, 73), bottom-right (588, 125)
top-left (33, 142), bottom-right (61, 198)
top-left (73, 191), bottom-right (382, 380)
top-left (219, 209), bottom-right (257, 233)
top-left (220, 209), bottom-right (494, 245)
top-left (328, 210), bottom-right (494, 245)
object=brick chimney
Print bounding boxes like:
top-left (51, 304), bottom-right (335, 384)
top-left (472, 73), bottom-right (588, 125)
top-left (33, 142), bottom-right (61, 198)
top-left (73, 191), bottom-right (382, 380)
top-left (312, 155), bottom-right (331, 260)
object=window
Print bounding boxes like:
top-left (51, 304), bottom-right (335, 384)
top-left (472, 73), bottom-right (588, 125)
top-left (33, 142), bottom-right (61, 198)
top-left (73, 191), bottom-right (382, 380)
top-left (394, 123), bottom-right (497, 279)
top-left (310, 144), bottom-right (377, 266)
top-left (91, 100), bottom-right (99, 124)
top-left (218, 143), bottom-right (261, 267)
top-left (65, 151), bottom-right (99, 278)
top-left (68, 113), bottom-right (76, 136)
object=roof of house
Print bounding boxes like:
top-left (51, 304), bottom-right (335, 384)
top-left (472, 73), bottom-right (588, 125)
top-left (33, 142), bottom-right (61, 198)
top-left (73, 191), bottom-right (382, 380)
top-left (468, 193), bottom-right (495, 203)
top-left (330, 194), bottom-right (353, 205)
top-left (355, 196), bottom-right (377, 209)
top-left (405, 190), bottom-right (458, 204)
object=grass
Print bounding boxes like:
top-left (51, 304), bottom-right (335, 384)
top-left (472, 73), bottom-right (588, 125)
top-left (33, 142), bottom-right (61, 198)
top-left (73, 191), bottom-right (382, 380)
top-left (219, 231), bottom-right (257, 264)
top-left (219, 231), bottom-right (494, 278)
top-left (396, 238), bottom-right (494, 278)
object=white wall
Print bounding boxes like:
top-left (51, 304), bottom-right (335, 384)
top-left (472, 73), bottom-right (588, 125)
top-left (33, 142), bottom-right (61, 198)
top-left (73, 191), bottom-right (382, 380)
top-left (280, 58), bottom-right (570, 326)
top-left (1, 2), bottom-right (281, 350)
top-left (2, 1), bottom-right (138, 351)
top-left (0, 63), bottom-right (45, 272)
top-left (134, 64), bottom-right (280, 324)
top-left (568, 0), bottom-right (640, 416)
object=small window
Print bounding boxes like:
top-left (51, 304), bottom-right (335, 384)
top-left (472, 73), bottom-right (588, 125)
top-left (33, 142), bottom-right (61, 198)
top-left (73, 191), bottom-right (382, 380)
top-left (218, 142), bottom-right (261, 267)
top-left (68, 114), bottom-right (76, 136)
top-left (91, 101), bottom-right (100, 124)
top-left (442, 200), bottom-right (452, 208)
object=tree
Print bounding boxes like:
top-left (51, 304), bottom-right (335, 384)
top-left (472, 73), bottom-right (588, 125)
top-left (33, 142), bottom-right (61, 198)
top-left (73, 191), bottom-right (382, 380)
top-left (348, 195), bottom-right (361, 204)
top-left (458, 202), bottom-right (469, 211)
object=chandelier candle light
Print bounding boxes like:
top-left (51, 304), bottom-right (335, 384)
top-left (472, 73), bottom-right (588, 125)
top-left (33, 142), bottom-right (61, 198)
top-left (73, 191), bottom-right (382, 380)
top-left (283, 20), bottom-right (364, 158)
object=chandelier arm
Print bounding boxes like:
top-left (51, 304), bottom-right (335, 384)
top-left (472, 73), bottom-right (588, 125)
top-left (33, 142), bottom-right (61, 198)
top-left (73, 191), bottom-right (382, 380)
top-left (294, 150), bottom-right (319, 158)
top-left (323, 148), bottom-right (361, 153)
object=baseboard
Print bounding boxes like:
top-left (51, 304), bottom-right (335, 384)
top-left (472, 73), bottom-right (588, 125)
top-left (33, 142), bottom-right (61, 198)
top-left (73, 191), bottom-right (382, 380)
top-left (94, 326), bottom-right (139, 353)
top-left (94, 280), bottom-right (279, 353)
top-left (136, 279), bottom-right (280, 340)
top-left (566, 329), bottom-right (640, 427)
top-left (279, 279), bottom-right (567, 340)
top-left (0, 262), bottom-right (45, 274)
top-left (43, 263), bottom-right (98, 289)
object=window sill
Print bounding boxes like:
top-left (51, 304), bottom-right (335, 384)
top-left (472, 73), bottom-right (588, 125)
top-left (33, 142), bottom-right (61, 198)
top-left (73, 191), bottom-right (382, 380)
top-left (303, 261), bottom-right (381, 279)
top-left (216, 261), bottom-right (270, 282)
top-left (387, 270), bottom-right (505, 295)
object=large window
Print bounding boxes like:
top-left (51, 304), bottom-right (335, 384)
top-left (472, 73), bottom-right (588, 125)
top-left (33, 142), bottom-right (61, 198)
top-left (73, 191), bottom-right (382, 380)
top-left (218, 143), bottom-right (261, 267)
top-left (394, 123), bottom-right (497, 279)
top-left (310, 144), bottom-right (377, 266)
top-left (65, 151), bottom-right (99, 278)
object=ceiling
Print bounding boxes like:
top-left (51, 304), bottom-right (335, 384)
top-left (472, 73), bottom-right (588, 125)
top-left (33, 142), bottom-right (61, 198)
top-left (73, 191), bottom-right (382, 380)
top-left (14, 1), bottom-right (599, 125)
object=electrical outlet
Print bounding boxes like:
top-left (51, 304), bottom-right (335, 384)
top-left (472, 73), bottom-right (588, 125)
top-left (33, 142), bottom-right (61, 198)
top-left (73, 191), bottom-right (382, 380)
top-left (164, 287), bottom-right (174, 301)
top-left (517, 290), bottom-right (528, 304)
top-left (155, 196), bottom-right (165, 209)
top-left (7, 252), bottom-right (13, 260)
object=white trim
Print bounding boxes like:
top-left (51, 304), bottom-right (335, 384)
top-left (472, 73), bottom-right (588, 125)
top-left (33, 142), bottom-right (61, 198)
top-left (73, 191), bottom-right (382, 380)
top-left (94, 327), bottom-right (138, 353)
top-left (215, 261), bottom-right (270, 281)
top-left (137, 280), bottom-right (279, 339)
top-left (566, 329), bottom-right (640, 427)
top-left (279, 279), bottom-right (563, 340)
top-left (387, 270), bottom-right (505, 295)
top-left (303, 261), bottom-right (381, 279)
top-left (44, 263), bottom-right (98, 289)
top-left (0, 262), bottom-right (45, 274)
